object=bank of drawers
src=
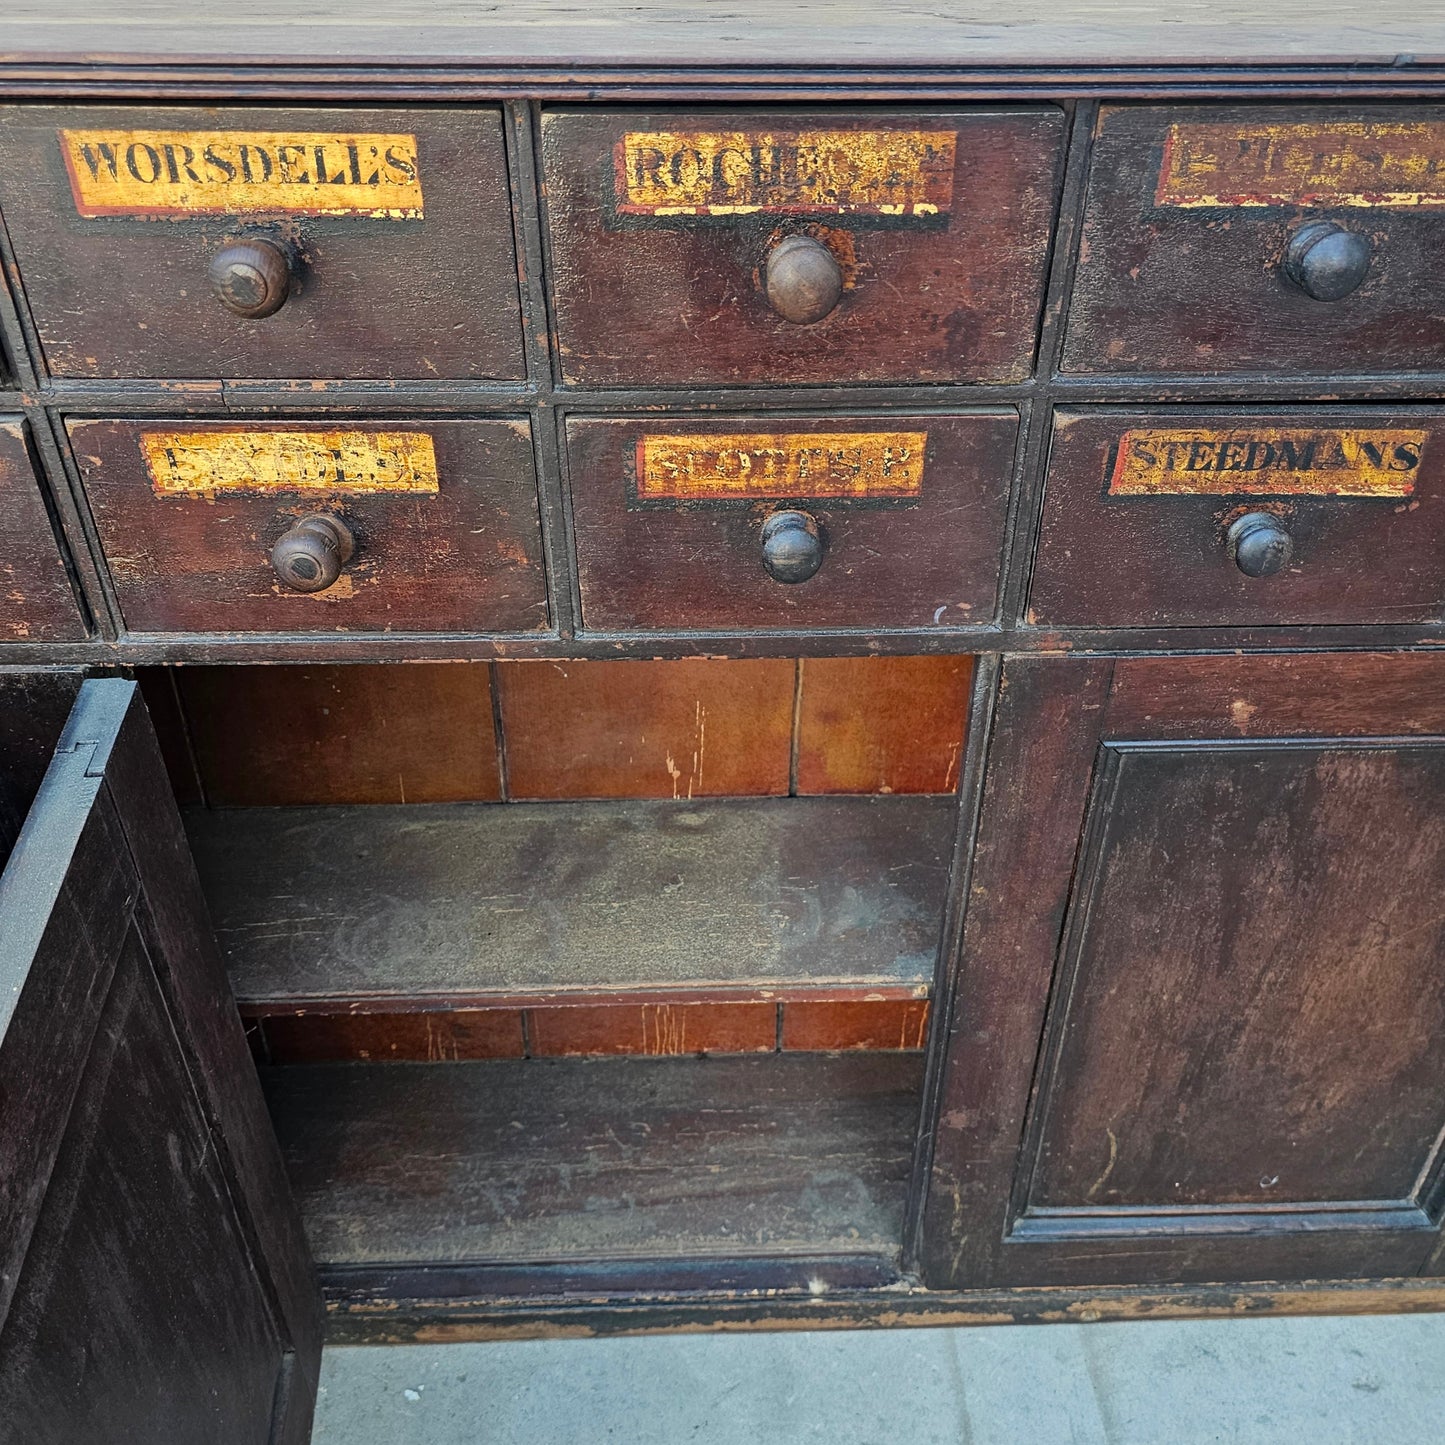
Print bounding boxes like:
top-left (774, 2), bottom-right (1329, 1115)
top-left (1, 103), bottom-right (1443, 639)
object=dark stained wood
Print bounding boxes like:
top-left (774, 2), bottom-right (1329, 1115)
top-left (0, 105), bottom-right (523, 381)
top-left (782, 998), bottom-right (931, 1052)
top-left (543, 108), bottom-right (1064, 386)
top-left (186, 796), bottom-right (956, 1005)
top-left (1030, 408), bottom-right (1445, 628)
top-left (795, 655), bottom-right (971, 794)
top-left (0, 672), bottom-right (82, 862)
top-left (567, 413), bottom-right (1017, 631)
top-left (179, 662), bottom-right (500, 804)
top-left (1065, 105), bottom-right (1445, 377)
top-left (528, 1001), bottom-right (777, 1056)
top-left (263, 1052), bottom-right (923, 1265)
top-left (0, 417), bottom-right (87, 643)
top-left (924, 653), bottom-right (1445, 1291)
top-left (0, 679), bottom-right (321, 1443)
top-left (264, 1008), bottom-right (526, 1063)
top-left (497, 657), bottom-right (794, 799)
top-left (70, 418), bottom-right (548, 635)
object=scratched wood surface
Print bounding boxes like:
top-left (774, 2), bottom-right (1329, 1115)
top-left (187, 795), bottom-right (954, 1005)
top-left (1029, 407), bottom-right (1445, 628)
top-left (70, 418), bottom-right (548, 635)
top-left (3, 3), bottom-right (1440, 65)
top-left (1065, 106), bottom-right (1445, 377)
top-left (543, 109), bottom-right (1063, 387)
top-left (262, 1053), bottom-right (922, 1264)
top-left (0, 105), bottom-right (524, 381)
top-left (0, 419), bottom-right (86, 644)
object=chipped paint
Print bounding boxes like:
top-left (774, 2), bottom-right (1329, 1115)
top-left (637, 432), bottom-right (926, 501)
top-left (60, 129), bottom-right (423, 218)
top-left (615, 130), bottom-right (955, 216)
top-left (1157, 121), bottom-right (1445, 208)
top-left (1108, 427), bottom-right (1425, 497)
top-left (140, 429), bottom-right (440, 497)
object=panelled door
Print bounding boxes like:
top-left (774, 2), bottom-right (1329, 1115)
top-left (0, 677), bottom-right (322, 1444)
top-left (922, 652), bottom-right (1445, 1289)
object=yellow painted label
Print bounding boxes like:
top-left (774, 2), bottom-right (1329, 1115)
top-left (1108, 427), bottom-right (1426, 497)
top-left (141, 430), bottom-right (440, 497)
top-left (60, 129), bottom-right (423, 218)
top-left (615, 130), bottom-right (956, 216)
top-left (1157, 122), bottom-right (1445, 208)
top-left (636, 431), bottom-right (927, 500)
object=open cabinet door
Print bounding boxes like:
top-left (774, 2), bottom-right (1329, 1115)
top-left (0, 677), bottom-right (322, 1444)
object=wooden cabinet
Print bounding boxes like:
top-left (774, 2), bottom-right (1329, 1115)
top-left (0, 676), bottom-right (322, 1442)
top-left (924, 653), bottom-right (1445, 1289)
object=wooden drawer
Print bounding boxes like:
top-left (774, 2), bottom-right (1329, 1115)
top-left (1028, 408), bottom-right (1445, 628)
top-left (542, 109), bottom-right (1065, 386)
top-left (0, 106), bottom-right (524, 380)
top-left (1064, 106), bottom-right (1445, 376)
top-left (567, 413), bottom-right (1017, 630)
top-left (68, 418), bottom-right (548, 635)
top-left (0, 415), bottom-right (86, 642)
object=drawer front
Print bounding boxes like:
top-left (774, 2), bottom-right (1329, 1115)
top-left (568, 413), bottom-right (1017, 631)
top-left (0, 106), bottom-right (524, 380)
top-left (1029, 408), bottom-right (1445, 628)
top-left (0, 417), bottom-right (86, 642)
top-left (69, 419), bottom-right (548, 635)
top-left (543, 110), bottom-right (1064, 386)
top-left (1065, 105), bottom-right (1445, 376)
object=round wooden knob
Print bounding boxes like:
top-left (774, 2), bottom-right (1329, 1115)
top-left (209, 239), bottom-right (293, 319)
top-left (1282, 222), bottom-right (1372, 302)
top-left (761, 510), bottom-right (825, 584)
top-left (1228, 512), bottom-right (1293, 578)
top-left (270, 515), bottom-right (354, 593)
top-left (765, 235), bottom-right (844, 325)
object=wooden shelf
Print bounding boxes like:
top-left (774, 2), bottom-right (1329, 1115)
top-left (262, 1052), bottom-right (924, 1267)
top-left (187, 796), bottom-right (955, 1009)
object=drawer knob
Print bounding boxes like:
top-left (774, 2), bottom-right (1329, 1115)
top-left (765, 235), bottom-right (843, 325)
top-left (1282, 222), bottom-right (1372, 302)
top-left (209, 239), bottom-right (293, 319)
top-left (270, 514), bottom-right (355, 592)
top-left (1228, 511), bottom-right (1293, 578)
top-left (761, 509), bottom-right (825, 584)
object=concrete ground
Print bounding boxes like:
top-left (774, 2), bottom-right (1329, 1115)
top-left (313, 1311), bottom-right (1445, 1443)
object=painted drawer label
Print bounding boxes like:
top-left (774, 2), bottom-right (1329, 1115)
top-left (1156, 122), bottom-right (1445, 208)
top-left (141, 430), bottom-right (440, 497)
top-left (1108, 427), bottom-right (1426, 497)
top-left (636, 431), bottom-right (927, 500)
top-left (615, 130), bottom-right (956, 216)
top-left (61, 130), bottom-right (424, 218)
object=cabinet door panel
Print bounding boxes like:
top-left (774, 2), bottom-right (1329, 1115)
top-left (923, 654), bottom-right (1445, 1289)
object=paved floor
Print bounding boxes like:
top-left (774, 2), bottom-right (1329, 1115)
top-left (314, 1310), bottom-right (1445, 1443)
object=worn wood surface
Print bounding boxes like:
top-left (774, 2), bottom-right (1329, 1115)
top-left (0, 680), bottom-right (320, 1444)
top-left (3, 3), bottom-right (1442, 66)
top-left (925, 652), bottom-right (1445, 1290)
top-left (263, 1053), bottom-right (923, 1265)
top-left (544, 109), bottom-right (1062, 386)
top-left (497, 657), bottom-right (795, 798)
top-left (0, 419), bottom-right (86, 643)
top-left (1065, 106), bottom-right (1445, 377)
top-left (0, 105), bottom-right (523, 381)
top-left (1029, 407), bottom-right (1445, 628)
top-left (188, 795), bottom-right (954, 1005)
top-left (70, 417), bottom-right (548, 635)
top-left (179, 662), bottom-right (500, 804)
top-left (569, 412), bottom-right (1016, 631)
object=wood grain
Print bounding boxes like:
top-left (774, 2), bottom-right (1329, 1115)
top-left (796, 656), bottom-right (971, 794)
top-left (177, 662), bottom-right (500, 805)
top-left (497, 658), bottom-right (794, 798)
top-left (782, 999), bottom-right (931, 1052)
top-left (187, 796), bottom-right (955, 1004)
top-left (263, 1009), bottom-right (525, 1063)
top-left (262, 1053), bottom-right (923, 1264)
top-left (527, 1001), bottom-right (776, 1056)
